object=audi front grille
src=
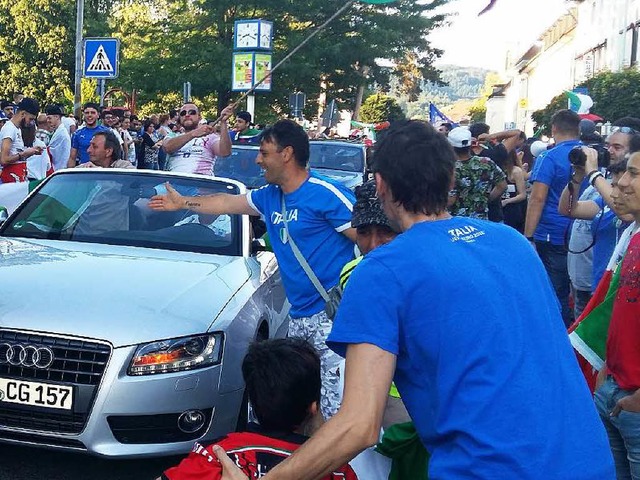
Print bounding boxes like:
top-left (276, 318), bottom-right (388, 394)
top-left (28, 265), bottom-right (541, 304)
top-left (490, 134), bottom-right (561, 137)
top-left (0, 330), bottom-right (111, 434)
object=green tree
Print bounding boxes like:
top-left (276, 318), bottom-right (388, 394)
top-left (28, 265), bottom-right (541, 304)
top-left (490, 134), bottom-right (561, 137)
top-left (532, 69), bottom-right (640, 135)
top-left (359, 93), bottom-right (405, 123)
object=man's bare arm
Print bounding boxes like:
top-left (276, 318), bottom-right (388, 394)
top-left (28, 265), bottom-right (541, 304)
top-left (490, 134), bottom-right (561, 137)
top-left (148, 182), bottom-right (259, 216)
top-left (67, 147), bottom-right (78, 168)
top-left (524, 182), bottom-right (549, 239)
top-left (257, 343), bottom-right (395, 480)
top-left (163, 124), bottom-right (213, 154)
top-left (489, 180), bottom-right (507, 201)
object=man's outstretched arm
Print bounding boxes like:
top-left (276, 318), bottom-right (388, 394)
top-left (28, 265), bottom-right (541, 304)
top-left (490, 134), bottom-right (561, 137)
top-left (148, 182), bottom-right (259, 216)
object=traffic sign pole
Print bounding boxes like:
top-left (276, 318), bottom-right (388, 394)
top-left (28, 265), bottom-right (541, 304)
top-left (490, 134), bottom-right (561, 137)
top-left (73, 0), bottom-right (84, 117)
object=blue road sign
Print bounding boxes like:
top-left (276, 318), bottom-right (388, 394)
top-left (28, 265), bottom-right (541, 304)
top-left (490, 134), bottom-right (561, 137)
top-left (83, 38), bottom-right (119, 79)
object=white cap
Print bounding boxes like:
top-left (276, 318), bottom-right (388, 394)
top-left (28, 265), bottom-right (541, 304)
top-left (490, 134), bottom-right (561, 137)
top-left (447, 127), bottom-right (472, 148)
top-left (530, 140), bottom-right (548, 158)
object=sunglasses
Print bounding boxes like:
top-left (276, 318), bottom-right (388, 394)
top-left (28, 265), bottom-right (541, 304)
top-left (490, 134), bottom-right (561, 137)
top-left (179, 109), bottom-right (198, 116)
top-left (611, 126), bottom-right (638, 134)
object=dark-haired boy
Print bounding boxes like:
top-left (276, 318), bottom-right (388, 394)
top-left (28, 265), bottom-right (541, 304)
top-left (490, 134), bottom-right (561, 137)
top-left (158, 339), bottom-right (361, 480)
top-left (67, 102), bottom-right (109, 167)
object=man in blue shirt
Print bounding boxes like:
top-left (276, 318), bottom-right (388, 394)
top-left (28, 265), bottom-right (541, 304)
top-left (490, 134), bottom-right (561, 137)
top-left (210, 120), bottom-right (614, 480)
top-left (525, 109), bottom-right (581, 325)
top-left (149, 119), bottom-right (356, 419)
top-left (67, 102), bottom-right (109, 167)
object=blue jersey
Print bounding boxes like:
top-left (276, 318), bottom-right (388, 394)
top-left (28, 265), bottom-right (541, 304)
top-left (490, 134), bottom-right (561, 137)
top-left (328, 217), bottom-right (614, 479)
top-left (530, 139), bottom-right (580, 244)
top-left (247, 173), bottom-right (355, 318)
top-left (71, 125), bottom-right (109, 164)
top-left (592, 197), bottom-right (630, 291)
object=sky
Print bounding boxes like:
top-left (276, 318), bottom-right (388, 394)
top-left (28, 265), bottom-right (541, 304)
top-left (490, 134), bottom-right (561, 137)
top-left (429, 0), bottom-right (570, 71)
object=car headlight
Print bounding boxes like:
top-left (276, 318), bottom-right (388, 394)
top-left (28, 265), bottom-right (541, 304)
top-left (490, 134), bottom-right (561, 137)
top-left (128, 333), bottom-right (223, 376)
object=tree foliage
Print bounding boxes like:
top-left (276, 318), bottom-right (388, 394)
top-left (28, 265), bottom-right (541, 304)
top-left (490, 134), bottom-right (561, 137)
top-left (532, 68), bottom-right (640, 135)
top-left (359, 93), bottom-right (405, 123)
top-left (0, 0), bottom-right (451, 119)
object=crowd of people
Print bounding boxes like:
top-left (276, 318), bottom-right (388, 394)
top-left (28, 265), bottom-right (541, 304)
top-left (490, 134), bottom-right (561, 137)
top-left (2, 92), bottom-right (640, 478)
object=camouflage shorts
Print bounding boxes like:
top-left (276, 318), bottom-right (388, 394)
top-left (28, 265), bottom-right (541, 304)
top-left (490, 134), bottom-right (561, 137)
top-left (288, 311), bottom-right (342, 419)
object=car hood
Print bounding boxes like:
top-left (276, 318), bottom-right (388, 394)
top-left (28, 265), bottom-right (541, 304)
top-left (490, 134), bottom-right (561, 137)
top-left (309, 168), bottom-right (363, 189)
top-left (0, 238), bottom-right (251, 347)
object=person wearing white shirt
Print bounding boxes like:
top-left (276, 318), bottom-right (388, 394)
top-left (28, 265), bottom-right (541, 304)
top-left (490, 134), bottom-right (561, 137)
top-left (45, 105), bottom-right (71, 171)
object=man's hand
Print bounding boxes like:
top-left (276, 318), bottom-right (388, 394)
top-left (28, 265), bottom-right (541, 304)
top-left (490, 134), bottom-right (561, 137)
top-left (220, 104), bottom-right (235, 124)
top-left (148, 182), bottom-right (186, 211)
top-left (212, 445), bottom-right (249, 480)
top-left (582, 146), bottom-right (599, 173)
top-left (192, 123), bottom-right (214, 139)
top-left (611, 389), bottom-right (640, 417)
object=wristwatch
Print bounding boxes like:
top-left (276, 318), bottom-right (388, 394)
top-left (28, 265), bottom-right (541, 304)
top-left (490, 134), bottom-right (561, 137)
top-left (526, 236), bottom-right (535, 242)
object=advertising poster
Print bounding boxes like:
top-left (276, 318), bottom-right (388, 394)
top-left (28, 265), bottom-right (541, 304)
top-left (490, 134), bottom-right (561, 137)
top-left (232, 53), bottom-right (254, 91)
top-left (253, 53), bottom-right (272, 92)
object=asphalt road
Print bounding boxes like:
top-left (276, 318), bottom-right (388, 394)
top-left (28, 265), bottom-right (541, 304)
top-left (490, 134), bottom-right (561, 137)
top-left (0, 444), bottom-right (183, 480)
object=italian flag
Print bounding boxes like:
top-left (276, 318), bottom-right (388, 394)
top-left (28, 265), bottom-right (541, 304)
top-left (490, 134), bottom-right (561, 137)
top-left (568, 223), bottom-right (637, 391)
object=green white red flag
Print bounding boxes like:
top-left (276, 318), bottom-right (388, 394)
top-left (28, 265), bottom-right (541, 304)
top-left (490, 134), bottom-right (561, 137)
top-left (568, 223), bottom-right (637, 391)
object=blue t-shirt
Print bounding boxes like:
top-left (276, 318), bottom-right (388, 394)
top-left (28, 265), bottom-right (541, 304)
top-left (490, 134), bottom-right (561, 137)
top-left (71, 125), bottom-right (109, 164)
top-left (592, 196), bottom-right (630, 292)
top-left (328, 217), bottom-right (614, 479)
top-left (247, 173), bottom-right (355, 318)
top-left (530, 139), bottom-right (580, 244)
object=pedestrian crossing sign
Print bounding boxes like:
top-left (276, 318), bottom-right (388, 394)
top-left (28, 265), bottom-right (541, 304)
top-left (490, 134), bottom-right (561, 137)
top-left (83, 38), bottom-right (119, 79)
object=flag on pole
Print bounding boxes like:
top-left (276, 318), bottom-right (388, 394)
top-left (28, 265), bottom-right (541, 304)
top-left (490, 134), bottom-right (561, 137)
top-left (565, 90), bottom-right (594, 114)
top-left (428, 103), bottom-right (456, 127)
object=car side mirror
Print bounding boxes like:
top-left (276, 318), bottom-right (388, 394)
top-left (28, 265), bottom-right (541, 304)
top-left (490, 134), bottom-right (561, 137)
top-left (251, 238), bottom-right (268, 254)
top-left (0, 207), bottom-right (7, 228)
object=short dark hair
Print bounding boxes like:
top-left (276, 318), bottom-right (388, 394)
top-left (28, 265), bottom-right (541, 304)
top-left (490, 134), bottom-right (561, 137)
top-left (93, 131), bottom-right (122, 161)
top-left (629, 133), bottom-right (640, 154)
top-left (551, 109), bottom-right (580, 136)
top-left (373, 120), bottom-right (455, 216)
top-left (237, 111), bottom-right (252, 123)
top-left (83, 102), bottom-right (101, 113)
top-left (469, 122), bottom-right (490, 138)
top-left (609, 158), bottom-right (628, 175)
top-left (242, 338), bottom-right (320, 432)
top-left (143, 119), bottom-right (154, 131)
top-left (260, 119), bottom-right (310, 167)
top-left (612, 117), bottom-right (640, 132)
top-left (439, 122), bottom-right (453, 132)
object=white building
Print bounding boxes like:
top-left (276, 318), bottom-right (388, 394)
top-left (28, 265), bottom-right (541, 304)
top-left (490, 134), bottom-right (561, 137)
top-left (486, 1), bottom-right (640, 134)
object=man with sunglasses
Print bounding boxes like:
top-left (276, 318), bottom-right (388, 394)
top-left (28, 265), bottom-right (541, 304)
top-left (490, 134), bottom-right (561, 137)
top-left (163, 103), bottom-right (233, 176)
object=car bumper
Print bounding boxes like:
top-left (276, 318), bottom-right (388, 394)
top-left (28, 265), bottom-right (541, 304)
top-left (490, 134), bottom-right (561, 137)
top-left (0, 342), bottom-right (243, 458)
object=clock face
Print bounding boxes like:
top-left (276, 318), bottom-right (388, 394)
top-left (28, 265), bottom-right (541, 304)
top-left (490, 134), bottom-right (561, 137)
top-left (259, 23), bottom-right (272, 49)
top-left (236, 22), bottom-right (258, 49)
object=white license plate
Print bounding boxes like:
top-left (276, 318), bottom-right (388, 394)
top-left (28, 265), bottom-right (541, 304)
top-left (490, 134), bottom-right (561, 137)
top-left (0, 378), bottom-right (73, 410)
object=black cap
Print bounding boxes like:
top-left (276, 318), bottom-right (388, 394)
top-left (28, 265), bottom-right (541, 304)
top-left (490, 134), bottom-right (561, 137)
top-left (0, 100), bottom-right (16, 110)
top-left (16, 98), bottom-right (40, 116)
top-left (45, 104), bottom-right (64, 116)
top-left (351, 180), bottom-right (394, 229)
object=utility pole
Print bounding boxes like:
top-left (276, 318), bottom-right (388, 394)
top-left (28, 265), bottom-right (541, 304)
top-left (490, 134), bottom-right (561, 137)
top-left (73, 0), bottom-right (84, 118)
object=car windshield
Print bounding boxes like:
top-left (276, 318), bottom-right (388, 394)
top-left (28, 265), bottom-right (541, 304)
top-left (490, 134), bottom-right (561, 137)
top-left (215, 148), bottom-right (266, 189)
top-left (309, 143), bottom-right (364, 172)
top-left (0, 171), bottom-right (243, 256)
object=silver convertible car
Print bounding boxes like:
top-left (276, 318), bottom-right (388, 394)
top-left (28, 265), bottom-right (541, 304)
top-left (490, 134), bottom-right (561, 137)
top-left (0, 169), bottom-right (288, 457)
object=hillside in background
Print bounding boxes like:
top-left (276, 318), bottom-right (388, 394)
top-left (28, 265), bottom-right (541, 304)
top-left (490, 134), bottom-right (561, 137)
top-left (394, 65), bottom-right (495, 121)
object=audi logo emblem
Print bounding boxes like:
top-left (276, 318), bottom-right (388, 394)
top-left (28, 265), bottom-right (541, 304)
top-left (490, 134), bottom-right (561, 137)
top-left (0, 343), bottom-right (55, 369)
